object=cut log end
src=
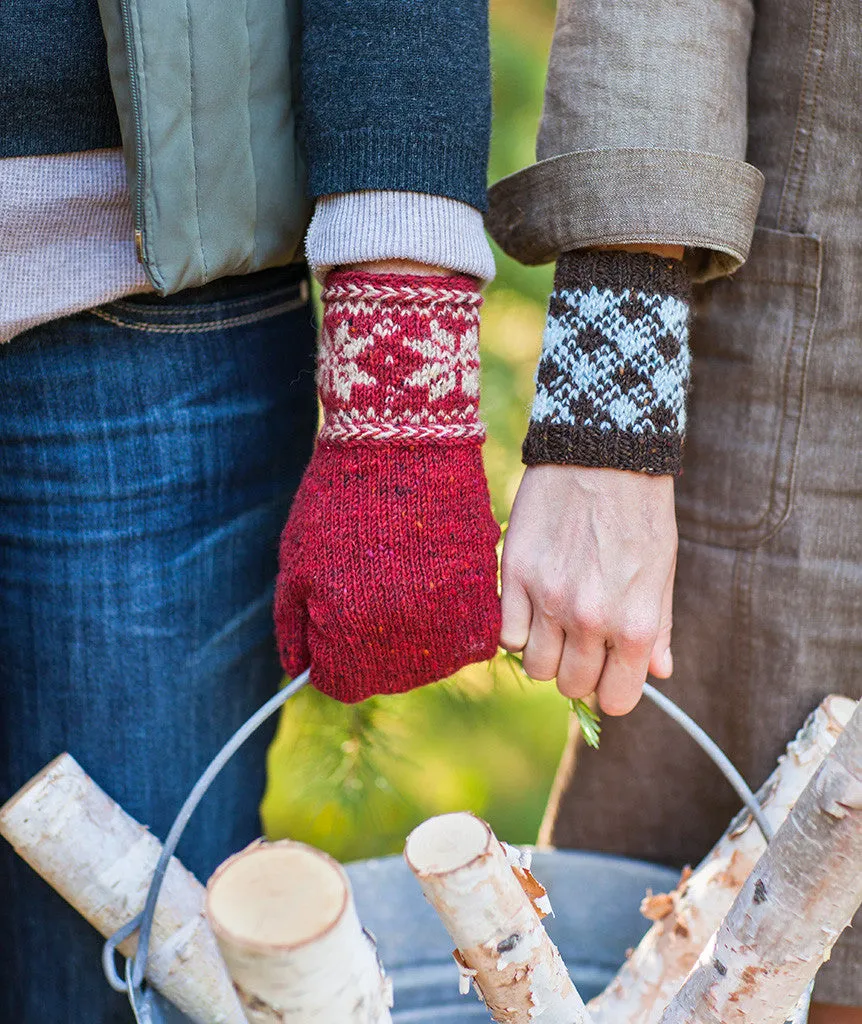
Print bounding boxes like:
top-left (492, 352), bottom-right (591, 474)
top-left (208, 840), bottom-right (393, 1023)
top-left (0, 751), bottom-right (77, 826)
top-left (404, 812), bottom-right (490, 875)
top-left (207, 841), bottom-right (349, 951)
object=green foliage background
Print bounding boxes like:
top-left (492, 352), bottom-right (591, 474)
top-left (262, 0), bottom-right (569, 862)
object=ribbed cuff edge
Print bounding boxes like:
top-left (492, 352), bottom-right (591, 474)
top-left (306, 191), bottom-right (496, 285)
top-left (307, 128), bottom-right (489, 212)
top-left (523, 424), bottom-right (682, 475)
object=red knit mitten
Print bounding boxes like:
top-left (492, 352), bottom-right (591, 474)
top-left (274, 271), bottom-right (501, 702)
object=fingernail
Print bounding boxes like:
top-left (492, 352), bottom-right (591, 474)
top-left (660, 648), bottom-right (674, 676)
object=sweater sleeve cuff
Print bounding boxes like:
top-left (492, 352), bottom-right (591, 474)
top-left (305, 191), bottom-right (496, 286)
top-left (487, 148), bottom-right (764, 283)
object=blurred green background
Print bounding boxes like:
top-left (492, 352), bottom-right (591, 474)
top-left (262, 0), bottom-right (571, 862)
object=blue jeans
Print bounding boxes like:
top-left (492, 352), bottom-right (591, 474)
top-left (0, 267), bottom-right (318, 1022)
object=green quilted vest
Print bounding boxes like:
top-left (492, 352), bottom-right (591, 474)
top-left (98, 0), bottom-right (310, 294)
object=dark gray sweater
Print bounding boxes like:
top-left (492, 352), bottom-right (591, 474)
top-left (1, 0), bottom-right (490, 211)
top-left (0, 0), bottom-right (123, 157)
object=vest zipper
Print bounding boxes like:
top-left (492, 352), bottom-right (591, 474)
top-left (119, 0), bottom-right (148, 270)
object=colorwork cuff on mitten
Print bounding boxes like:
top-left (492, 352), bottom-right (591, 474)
top-left (318, 271), bottom-right (485, 444)
top-left (524, 250), bottom-right (692, 475)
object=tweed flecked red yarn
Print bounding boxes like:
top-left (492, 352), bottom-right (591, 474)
top-left (275, 271), bottom-right (501, 702)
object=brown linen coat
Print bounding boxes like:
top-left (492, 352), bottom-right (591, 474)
top-left (488, 0), bottom-right (862, 1006)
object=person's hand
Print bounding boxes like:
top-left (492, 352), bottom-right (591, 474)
top-left (274, 269), bottom-right (500, 703)
top-left (500, 464), bottom-right (677, 715)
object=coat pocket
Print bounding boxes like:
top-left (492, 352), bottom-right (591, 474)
top-left (676, 227), bottom-right (821, 548)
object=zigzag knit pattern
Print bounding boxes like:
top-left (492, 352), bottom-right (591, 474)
top-left (318, 273), bottom-right (484, 444)
top-left (524, 250), bottom-right (692, 475)
top-left (275, 271), bottom-right (501, 703)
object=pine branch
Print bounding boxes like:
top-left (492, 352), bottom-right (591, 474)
top-left (292, 689), bottom-right (403, 818)
top-left (569, 697), bottom-right (601, 749)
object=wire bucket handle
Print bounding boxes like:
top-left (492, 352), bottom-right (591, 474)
top-left (102, 671), bottom-right (788, 1019)
top-left (101, 668), bottom-right (310, 1015)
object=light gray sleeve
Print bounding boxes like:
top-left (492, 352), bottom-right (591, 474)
top-left (486, 0), bottom-right (764, 281)
top-left (305, 191), bottom-right (496, 284)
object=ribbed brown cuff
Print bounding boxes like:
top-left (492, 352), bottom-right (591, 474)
top-left (524, 249), bottom-right (692, 476)
top-left (553, 249), bottom-right (691, 300)
top-left (522, 424), bottom-right (683, 476)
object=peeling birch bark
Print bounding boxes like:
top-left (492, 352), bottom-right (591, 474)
top-left (0, 753), bottom-right (245, 1024)
top-left (404, 812), bottom-right (590, 1024)
top-left (588, 695), bottom-right (856, 1024)
top-left (207, 840), bottom-right (393, 1023)
top-left (660, 699), bottom-right (862, 1024)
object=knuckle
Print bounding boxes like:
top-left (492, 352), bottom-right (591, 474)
top-left (537, 582), bottom-right (569, 621)
top-left (500, 545), bottom-right (533, 585)
top-left (571, 597), bottom-right (607, 638)
top-left (656, 614), bottom-right (674, 637)
top-left (522, 569), bottom-right (569, 623)
top-left (616, 616), bottom-right (658, 652)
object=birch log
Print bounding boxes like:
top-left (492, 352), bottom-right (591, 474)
top-left (206, 840), bottom-right (393, 1023)
top-left (0, 753), bottom-right (246, 1024)
top-left (660, 699), bottom-right (862, 1024)
top-left (587, 694), bottom-right (856, 1024)
top-left (404, 812), bottom-right (590, 1024)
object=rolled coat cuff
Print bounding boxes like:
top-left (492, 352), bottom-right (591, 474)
top-left (487, 148), bottom-right (764, 283)
top-left (305, 190), bottom-right (496, 285)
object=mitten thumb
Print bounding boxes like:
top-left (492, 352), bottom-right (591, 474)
top-left (274, 570), bottom-right (311, 681)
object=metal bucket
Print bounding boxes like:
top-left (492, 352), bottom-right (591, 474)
top-left (129, 849), bottom-right (678, 1023)
top-left (351, 850), bottom-right (678, 1021)
top-left (109, 671), bottom-right (798, 1023)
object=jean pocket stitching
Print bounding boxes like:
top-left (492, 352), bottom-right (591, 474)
top-left (90, 291), bottom-right (308, 334)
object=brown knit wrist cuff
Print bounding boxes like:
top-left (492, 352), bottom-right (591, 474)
top-left (523, 249), bottom-right (692, 475)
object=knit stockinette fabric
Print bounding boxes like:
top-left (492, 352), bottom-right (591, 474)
top-left (524, 250), bottom-right (692, 475)
top-left (302, 0), bottom-right (491, 210)
top-left (275, 271), bottom-right (501, 703)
